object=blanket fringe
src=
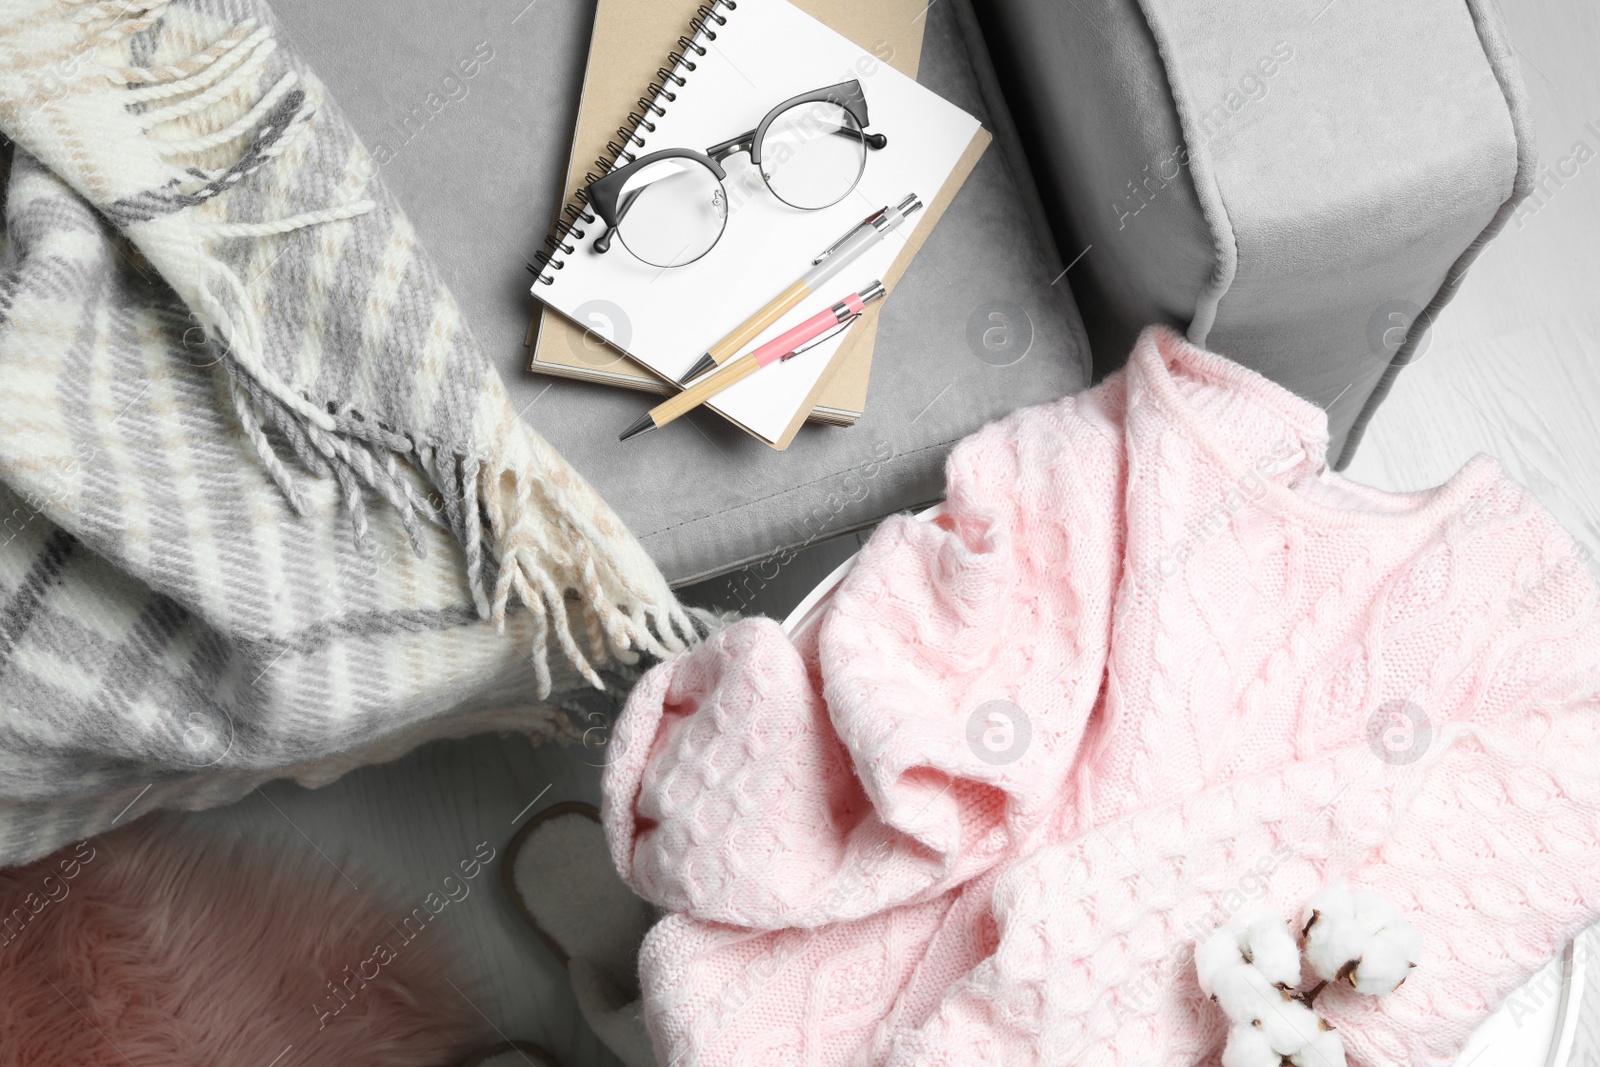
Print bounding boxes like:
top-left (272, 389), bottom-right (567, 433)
top-left (225, 355), bottom-right (704, 698)
top-left (112, 18), bottom-right (264, 93)
top-left (228, 357), bottom-right (708, 698)
top-left (79, 1), bottom-right (702, 697)
top-left (69, 0), bottom-right (168, 46)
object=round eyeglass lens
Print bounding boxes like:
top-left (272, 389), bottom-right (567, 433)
top-left (615, 156), bottom-right (728, 267)
top-left (758, 101), bottom-right (867, 209)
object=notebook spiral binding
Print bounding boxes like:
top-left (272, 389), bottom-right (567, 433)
top-left (529, 0), bottom-right (737, 284)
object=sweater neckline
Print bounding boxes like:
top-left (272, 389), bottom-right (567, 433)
top-left (1134, 326), bottom-right (1503, 535)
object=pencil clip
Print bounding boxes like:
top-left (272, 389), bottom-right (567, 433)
top-left (813, 209), bottom-right (885, 264)
top-left (780, 313), bottom-right (860, 360)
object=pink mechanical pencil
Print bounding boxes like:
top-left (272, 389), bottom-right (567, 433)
top-left (619, 279), bottom-right (887, 441)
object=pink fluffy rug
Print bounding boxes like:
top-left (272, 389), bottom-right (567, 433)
top-left (0, 817), bottom-right (490, 1066)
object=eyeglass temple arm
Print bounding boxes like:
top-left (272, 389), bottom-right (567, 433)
top-left (850, 127), bottom-right (889, 149)
top-left (704, 125), bottom-right (887, 162)
top-left (819, 126), bottom-right (888, 150)
top-left (593, 187), bottom-right (646, 254)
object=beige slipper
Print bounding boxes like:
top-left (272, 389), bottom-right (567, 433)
top-left (504, 802), bottom-right (658, 1067)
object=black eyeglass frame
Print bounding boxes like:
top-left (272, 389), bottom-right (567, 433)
top-left (587, 79), bottom-right (887, 259)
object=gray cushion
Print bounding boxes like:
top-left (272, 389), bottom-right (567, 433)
top-left (976, 0), bottom-right (1534, 466)
top-left (266, 0), bottom-right (1090, 586)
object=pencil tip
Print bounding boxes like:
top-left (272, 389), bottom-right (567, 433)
top-left (679, 353), bottom-right (717, 384)
top-left (618, 412), bottom-right (657, 442)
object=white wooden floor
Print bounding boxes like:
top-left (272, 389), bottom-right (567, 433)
top-left (1342, 0), bottom-right (1600, 558)
top-left (177, 1), bottom-right (1600, 1064)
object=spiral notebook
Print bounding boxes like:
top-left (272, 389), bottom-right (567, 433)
top-left (524, 0), bottom-right (946, 430)
top-left (526, 0), bottom-right (985, 449)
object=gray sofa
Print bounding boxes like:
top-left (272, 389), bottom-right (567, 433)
top-left (272, 0), bottom-right (1532, 583)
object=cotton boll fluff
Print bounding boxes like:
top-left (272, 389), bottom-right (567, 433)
top-left (1289, 1023), bottom-right (1347, 1067)
top-left (1255, 997), bottom-right (1326, 1058)
top-left (1221, 1024), bottom-right (1279, 1067)
top-left (1196, 908), bottom-right (1302, 993)
top-left (1301, 886), bottom-right (1421, 995)
top-left (1217, 995), bottom-right (1347, 1067)
top-left (1209, 961), bottom-right (1292, 1024)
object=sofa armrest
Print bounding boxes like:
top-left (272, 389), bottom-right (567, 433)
top-left (975, 0), bottom-right (1534, 466)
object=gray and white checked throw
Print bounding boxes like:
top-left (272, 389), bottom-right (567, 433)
top-left (0, 0), bottom-right (703, 865)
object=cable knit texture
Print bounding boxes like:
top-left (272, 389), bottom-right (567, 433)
top-left (602, 326), bottom-right (1600, 1067)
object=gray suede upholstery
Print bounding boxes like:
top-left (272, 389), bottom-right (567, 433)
top-left (267, 0), bottom-right (1090, 586)
top-left (266, 0), bottom-right (1529, 583)
top-left (976, 0), bottom-right (1534, 466)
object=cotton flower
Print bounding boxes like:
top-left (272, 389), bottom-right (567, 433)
top-left (1220, 1009), bottom-right (1347, 1067)
top-left (1221, 1024), bottom-right (1278, 1067)
top-left (1196, 908), bottom-right (1303, 993)
top-left (1301, 886), bottom-right (1421, 995)
top-left (1209, 960), bottom-right (1291, 1023)
top-left (1199, 906), bottom-right (1350, 1067)
top-left (1239, 910), bottom-right (1303, 988)
top-left (1288, 1023), bottom-right (1347, 1067)
top-left (1253, 997), bottom-right (1325, 1058)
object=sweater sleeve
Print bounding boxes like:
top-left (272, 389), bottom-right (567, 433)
top-left (1310, 705), bottom-right (1600, 1066)
top-left (602, 381), bottom-right (1127, 929)
top-left (877, 712), bottom-right (1600, 1067)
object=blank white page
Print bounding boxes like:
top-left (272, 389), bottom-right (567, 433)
top-left (534, 0), bottom-right (980, 443)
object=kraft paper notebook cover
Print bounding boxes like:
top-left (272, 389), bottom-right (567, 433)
top-left (527, 0), bottom-right (985, 446)
top-left (525, 0), bottom-right (989, 449)
top-left (525, 0), bottom-right (930, 426)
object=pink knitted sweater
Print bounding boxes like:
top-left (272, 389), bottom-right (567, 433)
top-left (603, 326), bottom-right (1600, 1067)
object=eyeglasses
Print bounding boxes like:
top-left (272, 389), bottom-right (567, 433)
top-left (586, 79), bottom-right (887, 268)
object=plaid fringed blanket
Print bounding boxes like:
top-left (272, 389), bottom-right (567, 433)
top-left (0, 0), bottom-right (702, 864)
